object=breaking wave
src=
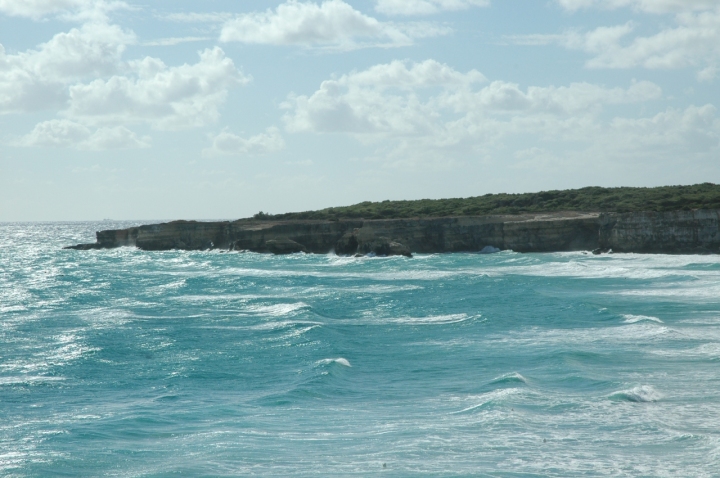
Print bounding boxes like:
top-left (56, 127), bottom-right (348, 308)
top-left (316, 358), bottom-right (352, 367)
top-left (609, 385), bottom-right (662, 403)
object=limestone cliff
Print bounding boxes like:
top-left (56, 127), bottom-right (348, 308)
top-left (599, 209), bottom-right (720, 254)
top-left (66, 210), bottom-right (720, 256)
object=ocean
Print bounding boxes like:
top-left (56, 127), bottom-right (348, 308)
top-left (2, 221), bottom-right (720, 476)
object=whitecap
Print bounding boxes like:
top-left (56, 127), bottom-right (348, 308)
top-left (609, 385), bottom-right (662, 403)
top-left (245, 303), bottom-right (309, 317)
top-left (479, 246), bottom-right (501, 254)
top-left (249, 320), bottom-right (322, 331)
top-left (151, 280), bottom-right (187, 292)
top-left (0, 376), bottom-right (66, 385)
top-left (451, 388), bottom-right (521, 414)
top-left (317, 358), bottom-right (351, 367)
top-left (622, 314), bottom-right (663, 324)
top-left (490, 372), bottom-right (528, 385)
top-left (388, 314), bottom-right (471, 325)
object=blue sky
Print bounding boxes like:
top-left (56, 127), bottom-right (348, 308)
top-left (1, 0), bottom-right (718, 221)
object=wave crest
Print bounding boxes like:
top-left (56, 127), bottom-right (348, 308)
top-left (490, 372), bottom-right (528, 385)
top-left (622, 314), bottom-right (663, 324)
top-left (316, 358), bottom-right (351, 367)
top-left (609, 385), bottom-right (662, 403)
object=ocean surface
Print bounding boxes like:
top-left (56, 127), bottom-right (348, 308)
top-left (2, 221), bottom-right (720, 477)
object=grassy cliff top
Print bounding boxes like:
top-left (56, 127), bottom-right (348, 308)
top-left (252, 183), bottom-right (720, 221)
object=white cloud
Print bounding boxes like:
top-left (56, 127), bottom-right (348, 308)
top-left (375, 0), bottom-right (489, 16)
top-left (0, 0), bottom-right (128, 21)
top-left (556, 0), bottom-right (717, 14)
top-left (609, 104), bottom-right (719, 150)
top-left (142, 37), bottom-right (211, 47)
top-left (698, 65), bottom-right (718, 82)
top-left (0, 22), bottom-right (134, 113)
top-left (283, 59), bottom-right (660, 136)
top-left (284, 59), bottom-right (483, 135)
top-left (513, 8), bottom-right (720, 75)
top-left (441, 79), bottom-right (662, 115)
top-left (0, 0), bottom-right (91, 18)
top-left (3, 18), bottom-right (249, 150)
top-left (219, 0), bottom-right (445, 49)
top-left (279, 59), bottom-right (717, 175)
top-left (80, 124), bottom-right (151, 150)
top-left (66, 47), bottom-right (249, 130)
top-left (19, 119), bottom-right (150, 150)
top-left (164, 12), bottom-right (234, 23)
top-left (203, 127), bottom-right (286, 157)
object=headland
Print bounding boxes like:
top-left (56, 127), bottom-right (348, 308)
top-left (66, 184), bottom-right (720, 256)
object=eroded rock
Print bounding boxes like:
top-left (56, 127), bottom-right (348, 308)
top-left (265, 239), bottom-right (307, 254)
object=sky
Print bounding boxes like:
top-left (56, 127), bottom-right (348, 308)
top-left (0, 0), bottom-right (719, 221)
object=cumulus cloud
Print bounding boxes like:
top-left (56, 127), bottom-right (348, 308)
top-left (0, 0), bottom-right (92, 18)
top-left (513, 7), bottom-right (720, 76)
top-left (284, 60), bottom-right (485, 135)
top-left (283, 59), bottom-right (659, 136)
top-left (279, 59), bottom-right (717, 174)
top-left (3, 17), bottom-right (248, 149)
top-left (164, 12), bottom-right (234, 23)
top-left (0, 22), bottom-right (134, 113)
top-left (219, 0), bottom-right (446, 49)
top-left (375, 0), bottom-right (489, 16)
top-left (203, 127), bottom-right (285, 157)
top-left (19, 119), bottom-right (150, 150)
top-left (609, 104), bottom-right (719, 150)
top-left (555, 0), bottom-right (717, 14)
top-left (66, 47), bottom-right (249, 130)
top-left (0, 0), bottom-right (129, 21)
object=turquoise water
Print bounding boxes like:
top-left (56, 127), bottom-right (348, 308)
top-left (2, 222), bottom-right (720, 476)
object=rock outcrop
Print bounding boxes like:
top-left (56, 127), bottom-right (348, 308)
top-left (336, 229), bottom-right (412, 257)
top-left (65, 210), bottom-right (720, 256)
top-left (598, 209), bottom-right (720, 254)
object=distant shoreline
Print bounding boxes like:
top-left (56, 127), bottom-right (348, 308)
top-left (67, 209), bottom-right (720, 257)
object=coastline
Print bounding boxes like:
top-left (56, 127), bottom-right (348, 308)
top-left (66, 209), bottom-right (720, 256)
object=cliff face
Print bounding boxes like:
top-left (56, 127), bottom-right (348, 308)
top-left (599, 209), bottom-right (720, 254)
top-left (67, 210), bottom-right (720, 255)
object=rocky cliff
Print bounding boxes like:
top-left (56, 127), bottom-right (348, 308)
top-left (598, 209), bottom-right (720, 254)
top-left (66, 210), bottom-right (720, 256)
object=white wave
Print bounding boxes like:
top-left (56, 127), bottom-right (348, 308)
top-left (263, 325), bottom-right (319, 342)
top-left (623, 314), bottom-right (663, 324)
top-left (0, 376), bottom-right (66, 385)
top-left (479, 246), bottom-right (501, 254)
top-left (652, 342), bottom-right (720, 358)
top-left (340, 284), bottom-right (424, 294)
top-left (245, 303), bottom-right (309, 317)
top-left (451, 388), bottom-right (521, 414)
top-left (488, 322), bottom-right (675, 348)
top-left (614, 282), bottom-right (720, 302)
top-left (317, 358), bottom-right (351, 367)
top-left (248, 320), bottom-right (322, 331)
top-left (609, 385), bottom-right (662, 403)
top-left (478, 254), bottom-right (720, 282)
top-left (490, 372), bottom-right (528, 385)
top-left (0, 305), bottom-right (27, 313)
top-left (695, 343), bottom-right (720, 357)
top-left (389, 314), bottom-right (471, 325)
top-left (151, 280), bottom-right (187, 292)
top-left (217, 267), bottom-right (465, 282)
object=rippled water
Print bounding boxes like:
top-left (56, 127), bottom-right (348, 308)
top-left (2, 222), bottom-right (720, 476)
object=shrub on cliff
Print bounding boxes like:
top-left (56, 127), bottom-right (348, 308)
top-left (255, 183), bottom-right (720, 220)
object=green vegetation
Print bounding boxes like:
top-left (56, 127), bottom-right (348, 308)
top-left (255, 183), bottom-right (720, 221)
